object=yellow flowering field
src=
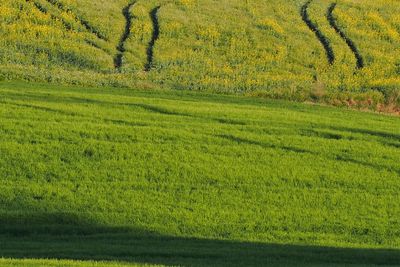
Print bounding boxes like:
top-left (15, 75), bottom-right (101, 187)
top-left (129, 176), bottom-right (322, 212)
top-left (0, 0), bottom-right (399, 110)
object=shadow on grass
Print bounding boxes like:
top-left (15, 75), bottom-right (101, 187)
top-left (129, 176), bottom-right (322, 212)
top-left (0, 213), bottom-right (399, 267)
top-left (216, 134), bottom-right (312, 154)
top-left (330, 126), bottom-right (400, 141)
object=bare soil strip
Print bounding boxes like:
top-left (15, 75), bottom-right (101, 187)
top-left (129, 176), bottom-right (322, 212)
top-left (327, 3), bottom-right (364, 69)
top-left (301, 0), bottom-right (335, 65)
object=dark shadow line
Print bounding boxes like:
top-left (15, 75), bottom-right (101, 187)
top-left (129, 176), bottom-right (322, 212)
top-left (301, 0), bottom-right (335, 65)
top-left (104, 119), bottom-right (148, 128)
top-left (218, 133), bottom-right (400, 174)
top-left (144, 6), bottom-right (161, 72)
top-left (328, 126), bottom-right (400, 140)
top-left (216, 134), bottom-right (312, 154)
top-left (132, 103), bottom-right (189, 117)
top-left (114, 1), bottom-right (136, 70)
top-left (1, 213), bottom-right (400, 266)
top-left (0, 91), bottom-right (247, 126)
top-left (335, 155), bottom-right (400, 175)
top-left (383, 141), bottom-right (400, 149)
top-left (0, 101), bottom-right (79, 117)
top-left (302, 129), bottom-right (344, 140)
top-left (0, 101), bottom-right (148, 128)
top-left (84, 39), bottom-right (110, 56)
top-left (1, 94), bottom-right (250, 130)
top-left (327, 3), bottom-right (364, 69)
top-left (130, 104), bottom-right (247, 125)
top-left (215, 118), bottom-right (247, 126)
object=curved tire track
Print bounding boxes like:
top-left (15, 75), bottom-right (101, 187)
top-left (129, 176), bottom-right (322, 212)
top-left (327, 3), bottom-right (364, 69)
top-left (145, 6), bottom-right (161, 72)
top-left (44, 0), bottom-right (108, 41)
top-left (114, 1), bottom-right (136, 70)
top-left (301, 0), bottom-right (335, 65)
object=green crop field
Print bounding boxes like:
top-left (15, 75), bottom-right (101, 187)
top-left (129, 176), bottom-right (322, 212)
top-left (0, 81), bottom-right (399, 266)
top-left (1, 0), bottom-right (400, 266)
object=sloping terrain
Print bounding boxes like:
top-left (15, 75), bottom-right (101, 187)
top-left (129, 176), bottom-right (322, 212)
top-left (0, 81), bottom-right (399, 266)
top-left (1, 1), bottom-right (400, 266)
top-left (0, 0), bottom-right (399, 109)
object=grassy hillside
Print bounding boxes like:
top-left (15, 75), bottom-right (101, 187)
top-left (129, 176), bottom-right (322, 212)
top-left (1, 0), bottom-right (400, 265)
top-left (0, 81), bottom-right (399, 266)
top-left (1, 0), bottom-right (399, 109)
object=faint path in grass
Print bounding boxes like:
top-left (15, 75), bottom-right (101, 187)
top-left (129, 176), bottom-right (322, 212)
top-left (114, 1), bottom-right (137, 71)
top-left (327, 3), bottom-right (364, 69)
top-left (144, 6), bottom-right (161, 71)
top-left (301, 0), bottom-right (335, 65)
top-left (44, 0), bottom-right (108, 41)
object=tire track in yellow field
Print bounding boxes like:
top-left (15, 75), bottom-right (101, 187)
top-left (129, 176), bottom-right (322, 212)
top-left (145, 6), bottom-right (161, 72)
top-left (114, 1), bottom-right (137, 70)
top-left (327, 3), bottom-right (364, 69)
top-left (301, 0), bottom-right (335, 65)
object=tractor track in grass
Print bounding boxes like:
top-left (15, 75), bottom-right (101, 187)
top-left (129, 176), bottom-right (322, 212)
top-left (114, 1), bottom-right (137, 71)
top-left (26, 0), bottom-right (110, 57)
top-left (44, 0), bottom-right (108, 42)
top-left (145, 6), bottom-right (161, 72)
top-left (84, 39), bottom-right (111, 55)
top-left (327, 3), bottom-right (364, 69)
top-left (26, 0), bottom-right (71, 30)
top-left (301, 0), bottom-right (335, 65)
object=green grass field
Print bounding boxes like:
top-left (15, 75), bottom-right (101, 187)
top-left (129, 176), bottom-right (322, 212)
top-left (0, 81), bottom-right (399, 266)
